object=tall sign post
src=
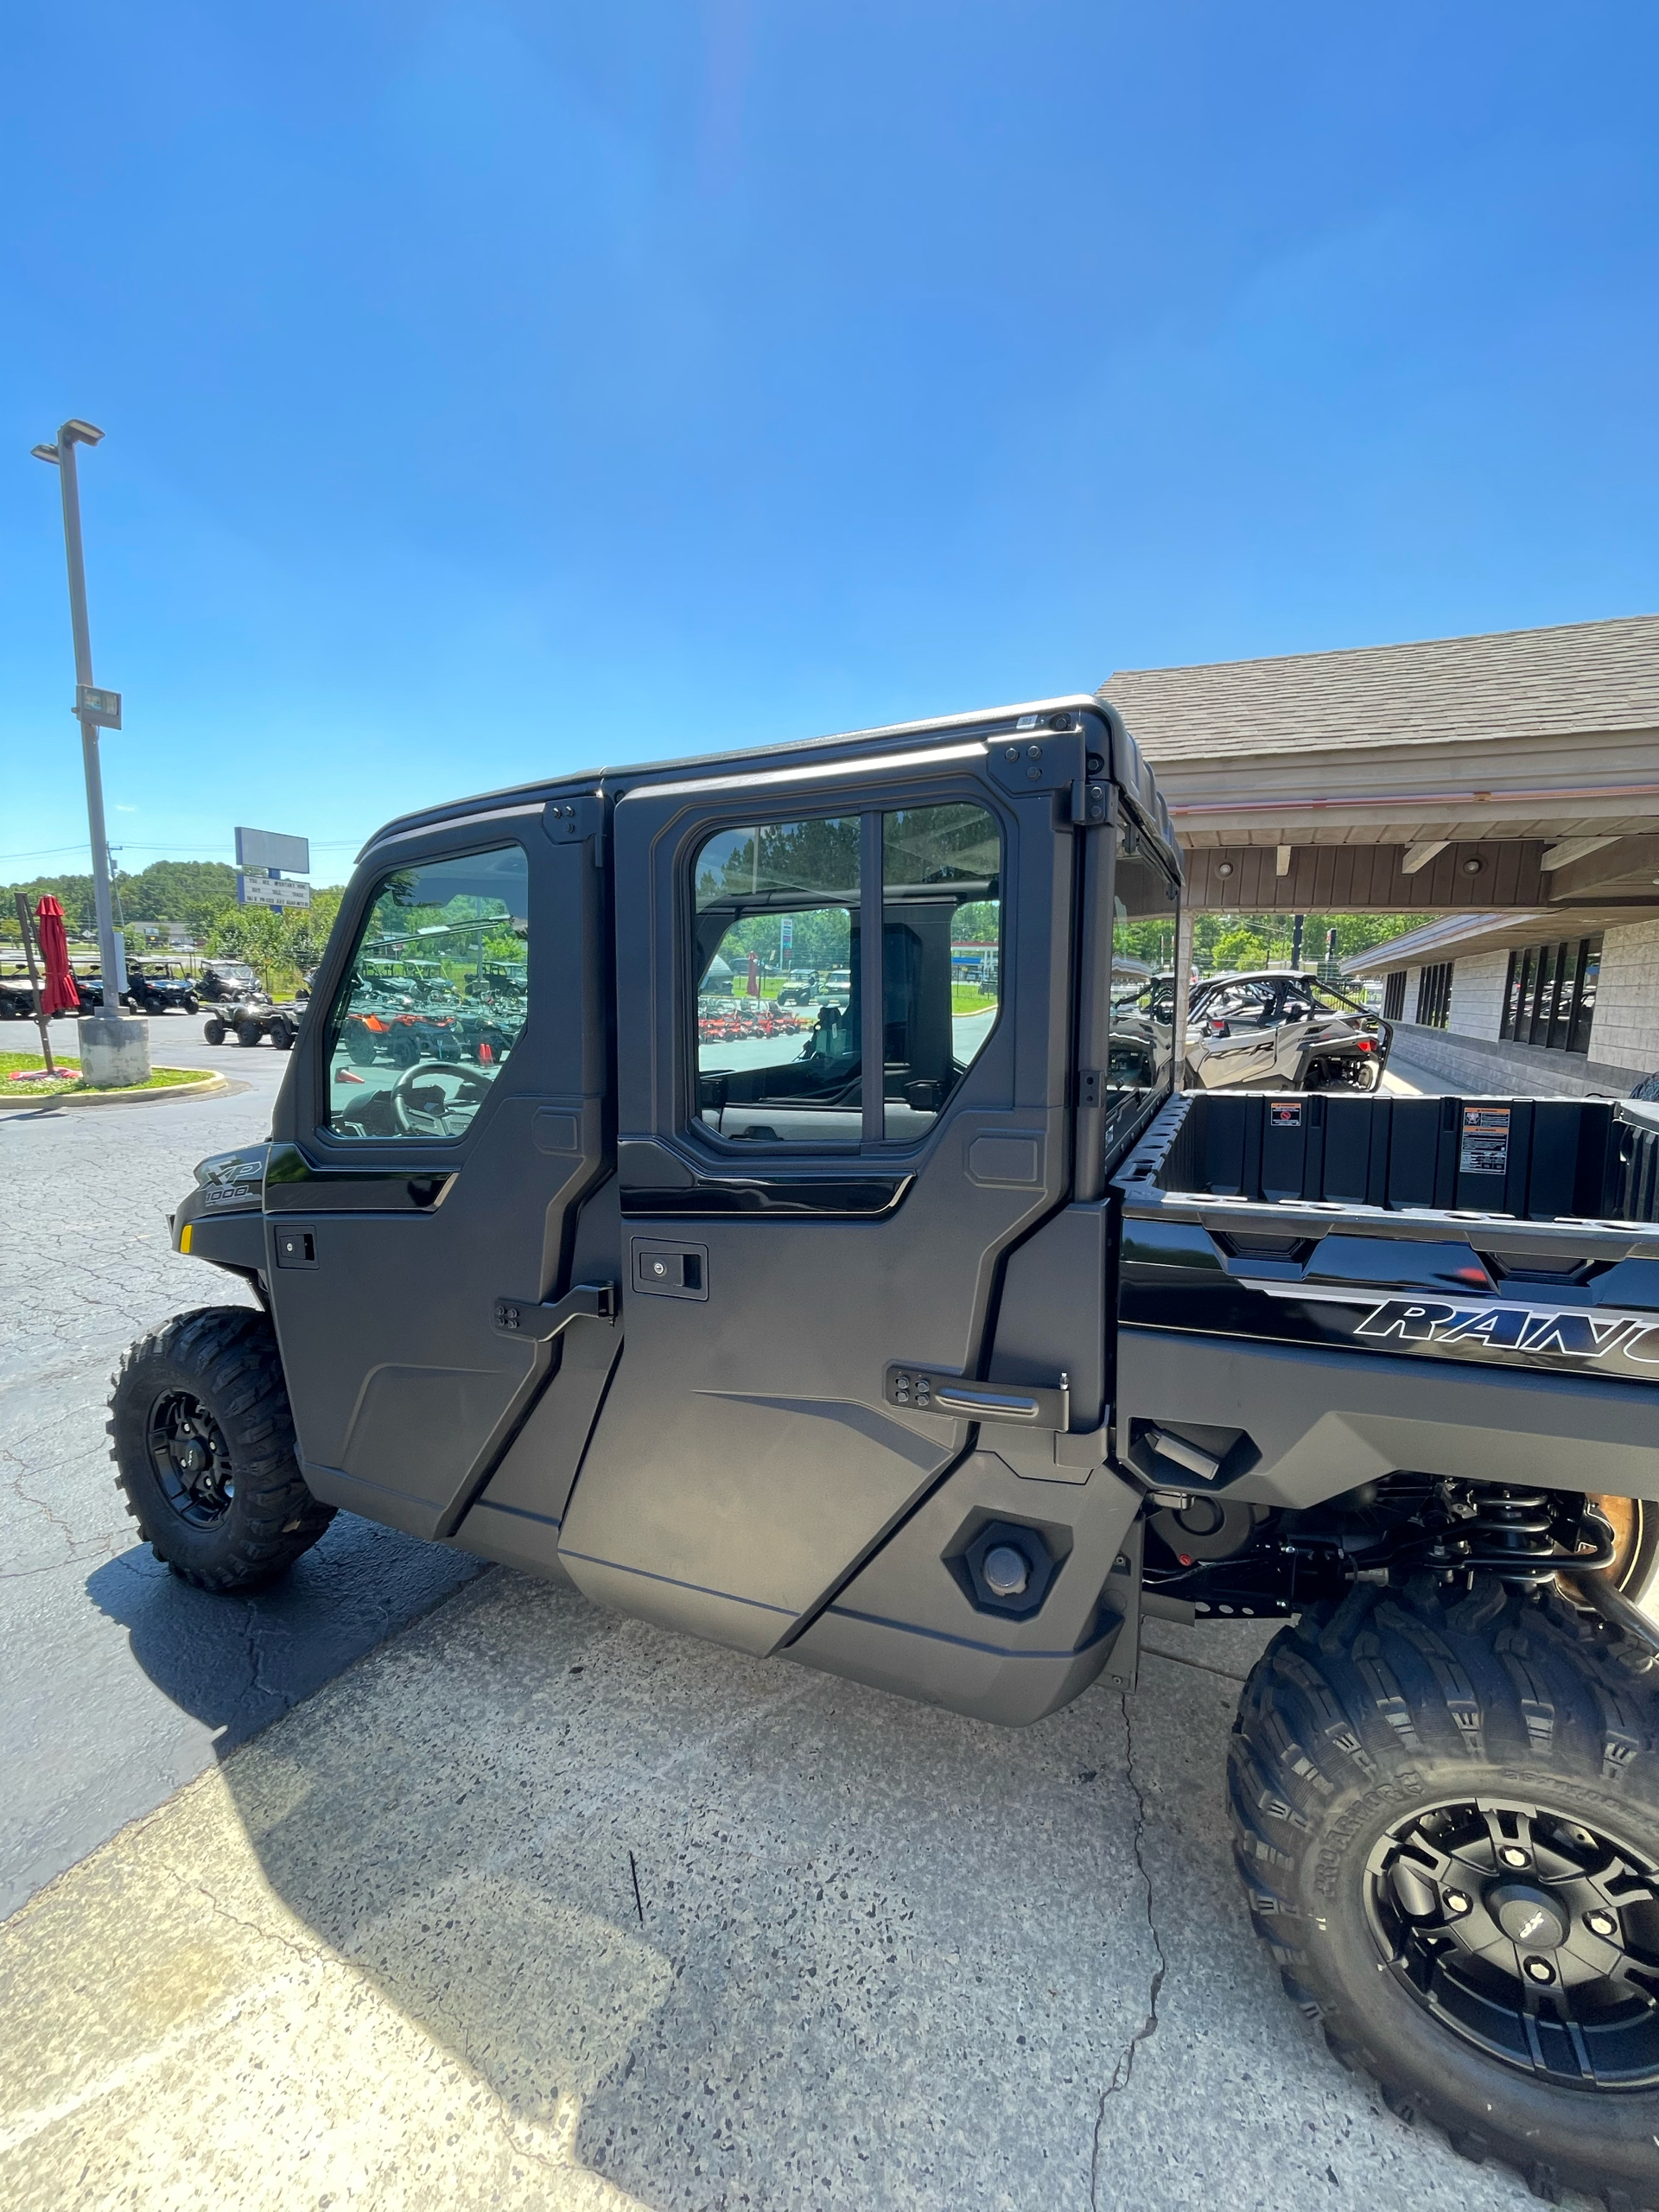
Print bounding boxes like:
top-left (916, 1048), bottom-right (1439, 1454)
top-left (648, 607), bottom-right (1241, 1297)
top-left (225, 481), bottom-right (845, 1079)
top-left (31, 420), bottom-right (149, 1085)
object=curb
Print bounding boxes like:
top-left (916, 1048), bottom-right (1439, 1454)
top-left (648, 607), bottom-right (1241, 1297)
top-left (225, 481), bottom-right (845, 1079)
top-left (0, 1068), bottom-right (230, 1114)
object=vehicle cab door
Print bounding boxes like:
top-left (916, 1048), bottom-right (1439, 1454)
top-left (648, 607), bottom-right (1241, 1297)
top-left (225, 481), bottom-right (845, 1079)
top-left (263, 801), bottom-right (610, 1540)
top-left (559, 732), bottom-right (1090, 1663)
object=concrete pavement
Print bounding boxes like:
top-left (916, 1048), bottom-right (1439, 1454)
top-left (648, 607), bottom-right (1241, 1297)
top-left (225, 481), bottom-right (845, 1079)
top-left (0, 1570), bottom-right (1552, 2212)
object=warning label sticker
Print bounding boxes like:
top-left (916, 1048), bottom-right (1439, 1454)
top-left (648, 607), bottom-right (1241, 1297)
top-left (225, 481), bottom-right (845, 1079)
top-left (1460, 1104), bottom-right (1511, 1177)
top-left (1269, 1101), bottom-right (1303, 1128)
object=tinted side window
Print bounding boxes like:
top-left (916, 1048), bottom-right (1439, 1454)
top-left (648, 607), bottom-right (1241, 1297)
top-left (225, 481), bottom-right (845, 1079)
top-left (690, 800), bottom-right (1002, 1147)
top-left (1107, 823), bottom-right (1179, 1138)
top-left (324, 846), bottom-right (530, 1140)
top-left (882, 802), bottom-right (1001, 1137)
top-left (693, 816), bottom-right (863, 1144)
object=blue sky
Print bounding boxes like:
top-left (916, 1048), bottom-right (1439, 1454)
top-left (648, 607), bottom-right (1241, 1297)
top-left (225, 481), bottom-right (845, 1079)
top-left (4, 1), bottom-right (1656, 882)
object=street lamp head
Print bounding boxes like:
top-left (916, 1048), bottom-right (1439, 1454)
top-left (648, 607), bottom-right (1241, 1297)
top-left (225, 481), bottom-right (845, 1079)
top-left (60, 420), bottom-right (105, 446)
top-left (30, 442), bottom-right (60, 465)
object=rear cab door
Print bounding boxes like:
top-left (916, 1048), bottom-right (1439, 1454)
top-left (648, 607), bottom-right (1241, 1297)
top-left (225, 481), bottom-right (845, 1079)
top-left (556, 704), bottom-right (1171, 1722)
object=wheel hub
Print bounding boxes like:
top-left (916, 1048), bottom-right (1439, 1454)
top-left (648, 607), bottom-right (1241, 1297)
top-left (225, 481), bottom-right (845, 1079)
top-left (147, 1391), bottom-right (234, 1527)
top-left (1365, 1798), bottom-right (1659, 2088)
top-left (1486, 1880), bottom-right (1570, 1949)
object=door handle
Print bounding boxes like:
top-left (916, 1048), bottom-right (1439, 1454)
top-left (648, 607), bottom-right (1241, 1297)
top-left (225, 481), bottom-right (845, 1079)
top-left (885, 1364), bottom-right (1070, 1431)
top-left (493, 1281), bottom-right (618, 1342)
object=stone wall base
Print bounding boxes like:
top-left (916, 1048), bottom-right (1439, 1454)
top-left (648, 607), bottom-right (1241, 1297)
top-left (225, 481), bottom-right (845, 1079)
top-left (1390, 1022), bottom-right (1650, 1099)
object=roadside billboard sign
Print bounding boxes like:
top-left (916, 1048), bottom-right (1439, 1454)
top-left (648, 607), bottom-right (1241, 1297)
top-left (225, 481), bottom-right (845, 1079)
top-left (235, 827), bottom-right (310, 874)
top-left (238, 870), bottom-right (312, 909)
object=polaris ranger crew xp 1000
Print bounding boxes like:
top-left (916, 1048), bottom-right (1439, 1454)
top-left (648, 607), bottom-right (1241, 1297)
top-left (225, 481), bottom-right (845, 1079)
top-left (114, 696), bottom-right (1659, 2209)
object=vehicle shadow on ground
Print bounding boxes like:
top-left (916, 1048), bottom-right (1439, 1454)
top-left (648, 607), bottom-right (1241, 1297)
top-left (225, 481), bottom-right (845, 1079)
top-left (169, 1569), bottom-right (1538, 2212)
top-left (85, 1519), bottom-right (486, 1752)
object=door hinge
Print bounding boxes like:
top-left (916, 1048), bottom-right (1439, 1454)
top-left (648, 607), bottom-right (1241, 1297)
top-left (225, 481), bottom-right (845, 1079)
top-left (1077, 1069), bottom-right (1103, 1108)
top-left (493, 1281), bottom-right (618, 1341)
top-left (542, 794), bottom-right (608, 855)
top-left (1069, 779), bottom-right (1115, 827)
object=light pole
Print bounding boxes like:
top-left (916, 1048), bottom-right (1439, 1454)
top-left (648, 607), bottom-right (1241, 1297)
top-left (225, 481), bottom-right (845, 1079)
top-left (32, 419), bottom-right (149, 1083)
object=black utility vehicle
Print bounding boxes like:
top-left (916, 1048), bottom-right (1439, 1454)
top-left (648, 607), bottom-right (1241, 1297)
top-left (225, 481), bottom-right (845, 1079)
top-left (113, 696), bottom-right (1659, 2207)
top-left (126, 961), bottom-right (200, 1016)
top-left (197, 960), bottom-right (261, 1006)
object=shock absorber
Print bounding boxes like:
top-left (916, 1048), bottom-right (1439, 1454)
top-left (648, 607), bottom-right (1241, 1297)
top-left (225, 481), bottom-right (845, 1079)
top-left (1421, 1484), bottom-right (1615, 1586)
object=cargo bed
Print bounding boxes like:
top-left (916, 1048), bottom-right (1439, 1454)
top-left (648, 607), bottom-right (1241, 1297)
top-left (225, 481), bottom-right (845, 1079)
top-left (1110, 1090), bottom-right (1659, 1510)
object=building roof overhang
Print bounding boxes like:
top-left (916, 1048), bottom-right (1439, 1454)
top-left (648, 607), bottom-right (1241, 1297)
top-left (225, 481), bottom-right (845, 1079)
top-left (1342, 906), bottom-right (1649, 976)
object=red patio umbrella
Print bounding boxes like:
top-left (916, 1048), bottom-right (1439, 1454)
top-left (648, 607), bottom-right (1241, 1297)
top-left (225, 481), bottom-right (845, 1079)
top-left (35, 897), bottom-right (80, 1018)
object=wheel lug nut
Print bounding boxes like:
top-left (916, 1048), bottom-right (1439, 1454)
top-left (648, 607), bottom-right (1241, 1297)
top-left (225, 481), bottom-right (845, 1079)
top-left (1586, 1910), bottom-right (1618, 1940)
top-left (1444, 1890), bottom-right (1471, 1916)
top-left (1499, 1847), bottom-right (1529, 1869)
top-left (1524, 1957), bottom-right (1555, 1984)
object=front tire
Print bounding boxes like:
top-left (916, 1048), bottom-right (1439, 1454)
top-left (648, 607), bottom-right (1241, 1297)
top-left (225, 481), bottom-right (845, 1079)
top-left (1234, 1577), bottom-right (1659, 2209)
top-left (108, 1306), bottom-right (334, 1592)
top-left (235, 1018), bottom-right (264, 1047)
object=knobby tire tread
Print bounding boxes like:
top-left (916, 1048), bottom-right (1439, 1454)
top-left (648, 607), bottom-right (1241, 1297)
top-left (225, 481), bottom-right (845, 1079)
top-left (109, 1304), bottom-right (334, 1592)
top-left (1231, 1574), bottom-right (1659, 2212)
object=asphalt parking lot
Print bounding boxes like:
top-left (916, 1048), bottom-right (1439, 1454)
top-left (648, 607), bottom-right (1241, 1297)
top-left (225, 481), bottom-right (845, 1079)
top-left (0, 1018), bottom-right (1569, 2208)
top-left (0, 1014), bottom-right (482, 1919)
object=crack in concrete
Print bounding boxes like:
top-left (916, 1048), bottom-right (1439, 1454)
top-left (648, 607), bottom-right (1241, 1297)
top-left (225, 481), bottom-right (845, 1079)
top-left (1090, 1693), bottom-right (1167, 2210)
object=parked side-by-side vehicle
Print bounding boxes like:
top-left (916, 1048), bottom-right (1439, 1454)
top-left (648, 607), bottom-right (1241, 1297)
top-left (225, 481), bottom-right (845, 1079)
top-left (113, 694), bottom-right (1659, 2208)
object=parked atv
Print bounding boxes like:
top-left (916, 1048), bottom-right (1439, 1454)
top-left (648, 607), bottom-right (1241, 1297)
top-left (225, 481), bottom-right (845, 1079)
top-left (203, 995), bottom-right (305, 1051)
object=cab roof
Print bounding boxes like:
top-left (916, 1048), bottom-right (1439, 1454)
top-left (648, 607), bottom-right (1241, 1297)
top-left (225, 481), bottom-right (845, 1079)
top-left (359, 692), bottom-right (1181, 881)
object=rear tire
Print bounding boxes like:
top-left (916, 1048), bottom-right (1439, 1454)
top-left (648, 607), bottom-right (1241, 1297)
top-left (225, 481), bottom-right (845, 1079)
top-left (269, 1017), bottom-right (294, 1052)
top-left (1233, 1576), bottom-right (1659, 2209)
top-left (203, 1018), bottom-right (226, 1046)
top-left (108, 1306), bottom-right (334, 1592)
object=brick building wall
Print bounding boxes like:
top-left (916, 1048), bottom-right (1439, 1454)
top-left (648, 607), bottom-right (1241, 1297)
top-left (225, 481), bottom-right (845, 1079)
top-left (1445, 950), bottom-right (1509, 1040)
top-left (1374, 927), bottom-right (1657, 1095)
top-left (1594, 915), bottom-right (1659, 1072)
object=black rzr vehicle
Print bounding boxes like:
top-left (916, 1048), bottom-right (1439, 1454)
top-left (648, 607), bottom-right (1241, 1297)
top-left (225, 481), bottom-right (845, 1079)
top-left (113, 694), bottom-right (1659, 2209)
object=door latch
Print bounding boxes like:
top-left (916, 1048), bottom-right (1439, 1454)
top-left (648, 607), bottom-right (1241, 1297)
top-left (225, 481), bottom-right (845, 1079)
top-left (885, 1363), bottom-right (1070, 1432)
top-left (493, 1281), bottom-right (618, 1342)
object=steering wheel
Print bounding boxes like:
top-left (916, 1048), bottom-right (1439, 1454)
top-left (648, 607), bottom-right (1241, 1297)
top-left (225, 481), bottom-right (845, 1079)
top-left (390, 1059), bottom-right (495, 1136)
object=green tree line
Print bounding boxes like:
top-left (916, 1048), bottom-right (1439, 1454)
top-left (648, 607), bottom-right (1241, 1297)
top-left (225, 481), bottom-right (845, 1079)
top-left (1116, 909), bottom-right (1436, 977)
top-left (0, 858), bottom-right (347, 997)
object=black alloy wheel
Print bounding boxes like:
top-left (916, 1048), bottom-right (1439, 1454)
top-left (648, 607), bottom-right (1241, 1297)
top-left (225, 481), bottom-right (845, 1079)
top-left (1366, 1796), bottom-right (1659, 2088)
top-left (147, 1389), bottom-right (235, 1529)
top-left (109, 1306), bottom-right (334, 1592)
top-left (1234, 1573), bottom-right (1659, 2207)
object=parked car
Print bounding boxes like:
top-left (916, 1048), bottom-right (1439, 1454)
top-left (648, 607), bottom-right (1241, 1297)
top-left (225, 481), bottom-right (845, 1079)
top-left (1170, 968), bottom-right (1391, 1090)
top-left (125, 961), bottom-right (200, 1016)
